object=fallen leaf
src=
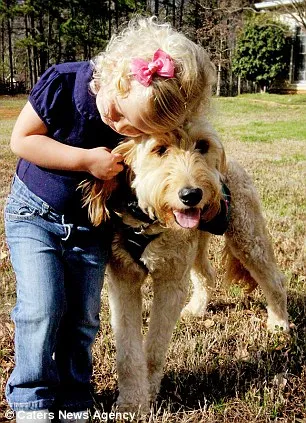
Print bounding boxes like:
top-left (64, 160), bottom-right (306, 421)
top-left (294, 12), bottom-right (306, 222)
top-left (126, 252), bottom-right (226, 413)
top-left (0, 250), bottom-right (8, 260)
top-left (203, 319), bottom-right (215, 329)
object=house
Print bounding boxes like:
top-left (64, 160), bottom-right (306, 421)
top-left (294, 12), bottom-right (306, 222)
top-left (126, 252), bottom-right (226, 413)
top-left (255, 0), bottom-right (306, 93)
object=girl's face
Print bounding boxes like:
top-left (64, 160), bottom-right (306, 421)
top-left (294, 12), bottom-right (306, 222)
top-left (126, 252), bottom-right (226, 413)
top-left (96, 83), bottom-right (158, 137)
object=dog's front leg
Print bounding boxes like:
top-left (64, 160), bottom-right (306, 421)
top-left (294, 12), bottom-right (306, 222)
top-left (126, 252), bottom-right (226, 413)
top-left (182, 232), bottom-right (215, 317)
top-left (107, 258), bottom-right (150, 413)
top-left (145, 267), bottom-right (190, 402)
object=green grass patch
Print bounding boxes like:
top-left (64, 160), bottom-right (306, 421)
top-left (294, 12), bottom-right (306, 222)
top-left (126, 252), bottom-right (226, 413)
top-left (269, 153), bottom-right (306, 165)
top-left (238, 93), bottom-right (306, 105)
top-left (0, 95), bottom-right (27, 110)
top-left (234, 120), bottom-right (306, 143)
top-left (212, 95), bottom-right (306, 143)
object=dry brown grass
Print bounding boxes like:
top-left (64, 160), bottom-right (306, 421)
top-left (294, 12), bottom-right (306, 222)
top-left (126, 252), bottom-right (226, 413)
top-left (0, 95), bottom-right (305, 422)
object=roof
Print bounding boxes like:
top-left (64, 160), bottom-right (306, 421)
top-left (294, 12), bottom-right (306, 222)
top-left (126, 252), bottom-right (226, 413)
top-left (255, 0), bottom-right (305, 9)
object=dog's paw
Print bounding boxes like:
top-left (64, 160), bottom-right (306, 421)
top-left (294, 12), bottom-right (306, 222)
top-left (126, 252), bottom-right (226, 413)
top-left (266, 306), bottom-right (290, 333)
top-left (148, 374), bottom-right (162, 403)
top-left (116, 399), bottom-right (150, 415)
top-left (181, 299), bottom-right (208, 318)
top-left (267, 318), bottom-right (290, 333)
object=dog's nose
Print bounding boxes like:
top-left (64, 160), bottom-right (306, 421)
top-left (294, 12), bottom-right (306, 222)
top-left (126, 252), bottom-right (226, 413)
top-left (179, 187), bottom-right (203, 206)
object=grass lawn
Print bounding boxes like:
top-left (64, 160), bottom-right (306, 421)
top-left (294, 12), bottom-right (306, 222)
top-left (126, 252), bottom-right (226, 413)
top-left (212, 94), bottom-right (306, 144)
top-left (0, 94), bottom-right (305, 422)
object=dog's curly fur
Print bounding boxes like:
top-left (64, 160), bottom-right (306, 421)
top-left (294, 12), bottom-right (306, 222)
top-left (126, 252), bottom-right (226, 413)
top-left (82, 118), bottom-right (289, 413)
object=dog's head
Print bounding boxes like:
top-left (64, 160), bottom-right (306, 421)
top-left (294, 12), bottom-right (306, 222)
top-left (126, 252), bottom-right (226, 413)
top-left (82, 118), bottom-right (226, 229)
top-left (122, 118), bottom-right (226, 229)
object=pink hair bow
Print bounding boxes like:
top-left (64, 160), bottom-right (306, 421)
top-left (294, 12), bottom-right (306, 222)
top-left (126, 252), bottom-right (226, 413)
top-left (131, 49), bottom-right (175, 87)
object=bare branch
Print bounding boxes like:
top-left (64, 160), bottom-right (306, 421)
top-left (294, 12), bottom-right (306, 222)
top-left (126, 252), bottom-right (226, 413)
top-left (273, 0), bottom-right (306, 31)
top-left (196, 3), bottom-right (260, 15)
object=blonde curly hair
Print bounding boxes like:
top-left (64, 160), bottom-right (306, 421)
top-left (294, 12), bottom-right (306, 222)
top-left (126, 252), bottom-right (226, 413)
top-left (90, 17), bottom-right (215, 131)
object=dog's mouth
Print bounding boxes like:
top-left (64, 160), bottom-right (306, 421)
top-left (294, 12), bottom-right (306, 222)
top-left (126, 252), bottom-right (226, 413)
top-left (173, 208), bottom-right (201, 229)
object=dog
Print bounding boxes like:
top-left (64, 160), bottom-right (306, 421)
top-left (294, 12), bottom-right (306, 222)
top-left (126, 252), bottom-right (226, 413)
top-left (82, 118), bottom-right (289, 413)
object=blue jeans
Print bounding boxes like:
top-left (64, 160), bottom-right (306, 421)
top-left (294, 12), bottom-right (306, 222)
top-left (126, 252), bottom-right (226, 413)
top-left (5, 175), bottom-right (111, 412)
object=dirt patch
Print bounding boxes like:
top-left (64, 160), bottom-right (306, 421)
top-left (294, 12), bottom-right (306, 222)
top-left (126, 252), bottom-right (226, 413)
top-left (0, 109), bottom-right (20, 120)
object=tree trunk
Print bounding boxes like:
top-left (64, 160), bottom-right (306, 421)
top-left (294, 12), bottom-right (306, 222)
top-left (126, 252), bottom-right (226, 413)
top-left (7, 16), bottom-right (14, 93)
top-left (25, 15), bottom-right (33, 90)
top-left (57, 18), bottom-right (62, 63)
top-left (30, 12), bottom-right (38, 83)
top-left (39, 13), bottom-right (47, 74)
top-left (108, 0), bottom-right (112, 39)
top-left (154, 0), bottom-right (159, 16)
top-left (115, 0), bottom-right (119, 30)
top-left (1, 20), bottom-right (5, 83)
top-left (179, 0), bottom-right (184, 29)
top-left (194, 0), bottom-right (200, 40)
top-left (228, 50), bottom-right (233, 97)
top-left (172, 0), bottom-right (175, 27)
top-left (289, 41), bottom-right (294, 84)
top-left (216, 59), bottom-right (221, 97)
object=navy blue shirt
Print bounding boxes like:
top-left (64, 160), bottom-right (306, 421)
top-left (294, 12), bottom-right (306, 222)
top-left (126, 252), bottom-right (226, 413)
top-left (16, 61), bottom-right (121, 220)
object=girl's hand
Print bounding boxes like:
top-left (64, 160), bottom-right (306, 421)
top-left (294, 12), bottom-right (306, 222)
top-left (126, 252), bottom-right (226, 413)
top-left (10, 102), bottom-right (124, 180)
top-left (84, 147), bottom-right (124, 180)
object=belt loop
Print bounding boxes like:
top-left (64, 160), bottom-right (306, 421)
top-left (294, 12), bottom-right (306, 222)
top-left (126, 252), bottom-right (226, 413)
top-left (61, 215), bottom-right (72, 241)
top-left (41, 202), bottom-right (50, 216)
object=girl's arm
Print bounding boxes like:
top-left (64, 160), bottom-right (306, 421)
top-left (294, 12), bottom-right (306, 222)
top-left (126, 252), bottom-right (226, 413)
top-left (10, 101), bottom-right (123, 180)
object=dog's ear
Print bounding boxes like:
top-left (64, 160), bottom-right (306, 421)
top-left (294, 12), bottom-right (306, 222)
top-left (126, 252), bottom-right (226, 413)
top-left (80, 139), bottom-right (137, 226)
top-left (112, 139), bottom-right (138, 186)
top-left (113, 139), bottom-right (137, 168)
top-left (80, 178), bottom-right (118, 226)
top-left (219, 147), bottom-right (227, 176)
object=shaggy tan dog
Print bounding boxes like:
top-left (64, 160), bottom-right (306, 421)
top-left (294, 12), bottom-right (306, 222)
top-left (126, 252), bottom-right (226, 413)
top-left (82, 118), bottom-right (289, 413)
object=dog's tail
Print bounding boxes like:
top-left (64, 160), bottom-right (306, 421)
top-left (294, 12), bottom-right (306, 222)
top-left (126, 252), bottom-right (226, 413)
top-left (222, 245), bottom-right (258, 293)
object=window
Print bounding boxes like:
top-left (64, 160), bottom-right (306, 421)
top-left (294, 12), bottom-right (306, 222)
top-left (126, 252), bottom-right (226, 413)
top-left (294, 27), bottom-right (306, 82)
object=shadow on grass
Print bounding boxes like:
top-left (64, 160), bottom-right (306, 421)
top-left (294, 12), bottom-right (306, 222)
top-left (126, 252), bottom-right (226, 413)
top-left (94, 291), bottom-right (306, 418)
top-left (157, 291), bottom-right (306, 416)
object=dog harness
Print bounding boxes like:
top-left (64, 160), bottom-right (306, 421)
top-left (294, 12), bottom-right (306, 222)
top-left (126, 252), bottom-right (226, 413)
top-left (117, 200), bottom-right (160, 265)
top-left (119, 183), bottom-right (231, 263)
top-left (198, 183), bottom-right (231, 235)
top-left (122, 226), bottom-right (160, 264)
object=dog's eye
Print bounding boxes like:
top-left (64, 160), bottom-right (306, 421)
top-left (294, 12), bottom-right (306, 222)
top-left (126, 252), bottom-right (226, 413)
top-left (151, 145), bottom-right (168, 156)
top-left (195, 139), bottom-right (210, 154)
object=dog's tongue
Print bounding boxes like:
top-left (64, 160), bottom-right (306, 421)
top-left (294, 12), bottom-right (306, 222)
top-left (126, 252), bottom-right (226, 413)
top-left (173, 208), bottom-right (201, 229)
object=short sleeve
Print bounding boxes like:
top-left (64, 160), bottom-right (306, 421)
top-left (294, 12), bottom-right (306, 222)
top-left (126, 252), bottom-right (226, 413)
top-left (29, 66), bottom-right (67, 129)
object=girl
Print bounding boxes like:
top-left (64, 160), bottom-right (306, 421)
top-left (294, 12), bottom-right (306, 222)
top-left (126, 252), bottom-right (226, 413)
top-left (4, 17), bottom-right (215, 423)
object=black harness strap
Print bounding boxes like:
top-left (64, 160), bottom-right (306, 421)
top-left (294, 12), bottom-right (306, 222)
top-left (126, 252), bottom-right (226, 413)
top-left (122, 226), bottom-right (160, 264)
top-left (111, 193), bottom-right (160, 264)
top-left (198, 183), bottom-right (231, 235)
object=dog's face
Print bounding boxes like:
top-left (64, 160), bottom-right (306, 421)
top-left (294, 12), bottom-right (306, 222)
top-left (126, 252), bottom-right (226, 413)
top-left (121, 118), bottom-right (226, 230)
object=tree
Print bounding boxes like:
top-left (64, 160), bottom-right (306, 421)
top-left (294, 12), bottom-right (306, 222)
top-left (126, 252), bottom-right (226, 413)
top-left (183, 0), bottom-right (254, 96)
top-left (0, 0), bottom-right (17, 93)
top-left (275, 0), bottom-right (306, 32)
top-left (232, 15), bottom-right (291, 91)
